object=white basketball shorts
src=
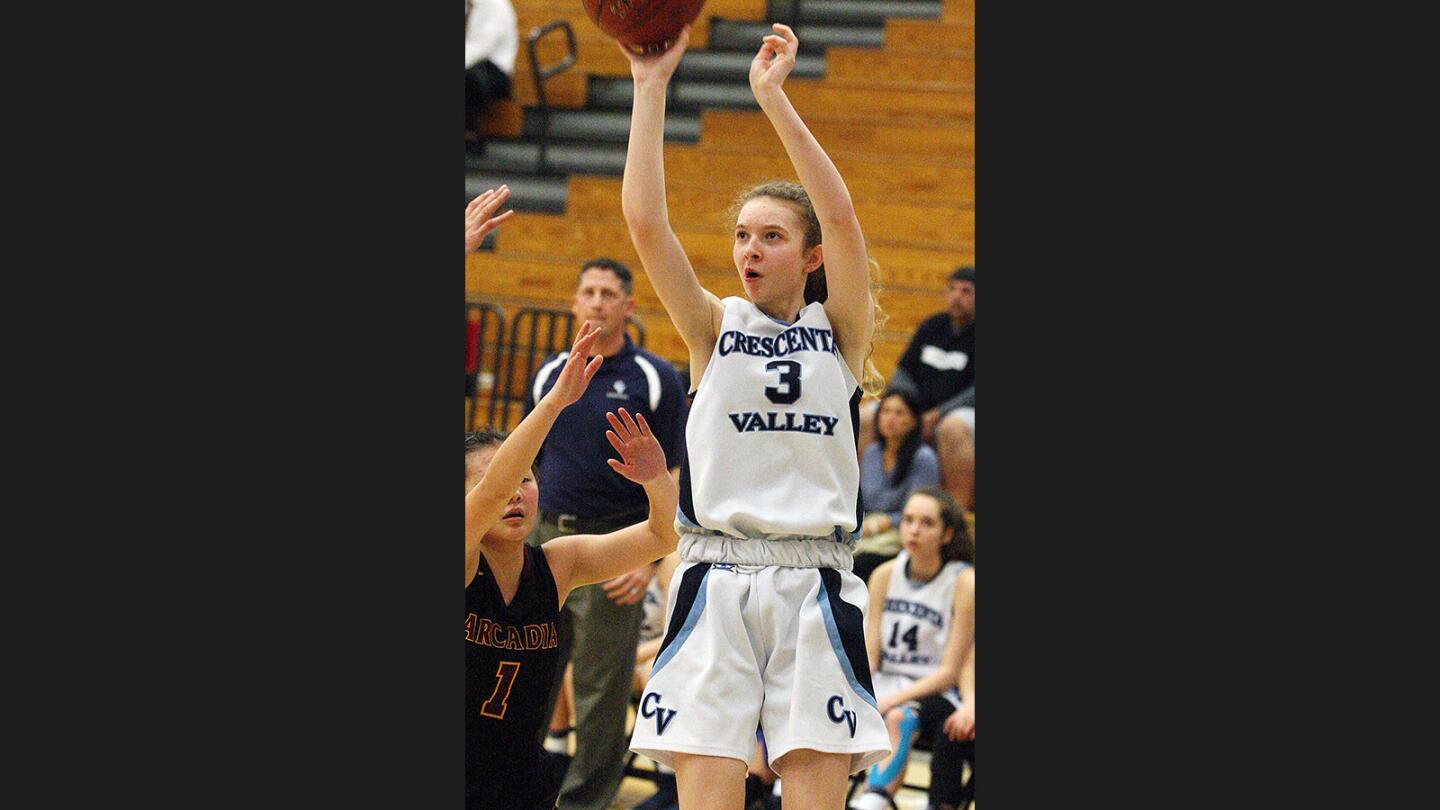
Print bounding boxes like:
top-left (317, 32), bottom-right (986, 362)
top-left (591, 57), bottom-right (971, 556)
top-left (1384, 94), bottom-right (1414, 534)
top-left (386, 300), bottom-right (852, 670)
top-left (629, 561), bottom-right (892, 774)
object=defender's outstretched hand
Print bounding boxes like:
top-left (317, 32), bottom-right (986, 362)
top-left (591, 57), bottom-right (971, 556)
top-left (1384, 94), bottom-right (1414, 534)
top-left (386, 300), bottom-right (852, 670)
top-left (750, 23), bottom-right (799, 96)
top-left (605, 409), bottom-right (667, 485)
top-left (543, 321), bottom-right (604, 408)
top-left (618, 25), bottom-right (691, 85)
top-left (465, 186), bottom-right (516, 252)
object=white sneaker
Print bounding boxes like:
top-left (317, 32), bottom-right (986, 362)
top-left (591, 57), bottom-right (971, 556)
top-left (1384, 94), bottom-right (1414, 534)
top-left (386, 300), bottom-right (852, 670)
top-left (848, 790), bottom-right (891, 810)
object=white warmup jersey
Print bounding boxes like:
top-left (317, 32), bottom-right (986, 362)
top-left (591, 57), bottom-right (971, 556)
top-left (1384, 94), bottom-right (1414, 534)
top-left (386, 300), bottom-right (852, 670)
top-left (878, 552), bottom-right (970, 681)
top-left (679, 297), bottom-right (863, 543)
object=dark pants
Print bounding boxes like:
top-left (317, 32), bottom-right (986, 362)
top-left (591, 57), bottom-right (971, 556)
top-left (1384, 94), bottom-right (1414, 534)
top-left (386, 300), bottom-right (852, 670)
top-left (927, 730), bottom-right (974, 808)
top-left (465, 59), bottom-right (512, 133)
top-left (529, 511), bottom-right (648, 810)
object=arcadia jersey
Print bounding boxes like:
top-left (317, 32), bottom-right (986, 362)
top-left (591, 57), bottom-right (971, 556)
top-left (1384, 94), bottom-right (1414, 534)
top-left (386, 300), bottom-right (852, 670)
top-left (679, 297), bottom-right (863, 542)
top-left (465, 544), bottom-right (562, 808)
top-left (878, 551), bottom-right (970, 680)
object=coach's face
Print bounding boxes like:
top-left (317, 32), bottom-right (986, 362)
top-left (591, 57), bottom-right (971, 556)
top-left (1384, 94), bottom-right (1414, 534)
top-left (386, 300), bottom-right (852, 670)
top-left (573, 267), bottom-right (635, 344)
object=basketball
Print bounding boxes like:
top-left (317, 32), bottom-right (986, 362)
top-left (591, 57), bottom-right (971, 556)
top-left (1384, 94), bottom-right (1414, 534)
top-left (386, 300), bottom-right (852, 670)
top-left (580, 0), bottom-right (706, 54)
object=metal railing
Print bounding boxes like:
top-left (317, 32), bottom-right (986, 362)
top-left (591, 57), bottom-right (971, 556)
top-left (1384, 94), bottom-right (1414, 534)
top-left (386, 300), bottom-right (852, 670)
top-left (465, 302), bottom-right (506, 431)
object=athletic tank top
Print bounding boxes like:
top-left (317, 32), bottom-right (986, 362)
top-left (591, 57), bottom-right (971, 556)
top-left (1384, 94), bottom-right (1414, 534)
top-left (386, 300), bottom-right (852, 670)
top-left (678, 297), bottom-right (863, 543)
top-left (878, 551), bottom-right (970, 680)
top-left (464, 544), bottom-right (561, 804)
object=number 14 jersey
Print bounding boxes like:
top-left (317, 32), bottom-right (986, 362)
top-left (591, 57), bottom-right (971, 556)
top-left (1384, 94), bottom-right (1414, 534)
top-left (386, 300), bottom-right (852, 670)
top-left (679, 297), bottom-right (863, 543)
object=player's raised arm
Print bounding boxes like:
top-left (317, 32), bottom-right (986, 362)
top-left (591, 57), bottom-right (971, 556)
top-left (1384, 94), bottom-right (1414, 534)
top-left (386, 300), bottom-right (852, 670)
top-left (465, 321), bottom-right (603, 587)
top-left (544, 409), bottom-right (680, 604)
top-left (749, 23), bottom-right (874, 376)
top-left (617, 28), bottom-right (724, 364)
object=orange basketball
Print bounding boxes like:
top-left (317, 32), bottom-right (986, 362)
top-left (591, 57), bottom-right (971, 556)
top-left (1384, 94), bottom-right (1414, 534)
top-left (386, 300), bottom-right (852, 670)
top-left (581, 0), bottom-right (706, 54)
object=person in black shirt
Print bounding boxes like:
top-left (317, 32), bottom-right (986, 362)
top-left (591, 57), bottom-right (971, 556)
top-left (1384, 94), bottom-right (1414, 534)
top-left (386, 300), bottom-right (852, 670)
top-left (862, 267), bottom-right (975, 512)
top-left (466, 321), bottom-right (680, 809)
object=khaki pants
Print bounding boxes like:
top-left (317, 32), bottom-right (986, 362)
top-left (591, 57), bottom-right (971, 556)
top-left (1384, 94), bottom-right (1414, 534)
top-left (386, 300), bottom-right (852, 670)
top-left (530, 515), bottom-right (646, 810)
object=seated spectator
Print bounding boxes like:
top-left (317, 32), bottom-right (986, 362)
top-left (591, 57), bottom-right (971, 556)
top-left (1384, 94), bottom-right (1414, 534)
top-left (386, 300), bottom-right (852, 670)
top-left (861, 267), bottom-right (975, 511)
top-left (849, 488), bottom-right (975, 810)
top-left (853, 388), bottom-right (940, 583)
top-left (465, 0), bottom-right (517, 155)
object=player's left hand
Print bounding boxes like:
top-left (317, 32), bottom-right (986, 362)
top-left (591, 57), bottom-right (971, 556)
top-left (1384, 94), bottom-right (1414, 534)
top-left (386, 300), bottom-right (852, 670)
top-left (605, 409), bottom-right (667, 485)
top-left (603, 562), bottom-right (656, 606)
top-left (750, 23), bottom-right (799, 96)
top-left (876, 694), bottom-right (901, 718)
top-left (465, 185), bottom-right (516, 252)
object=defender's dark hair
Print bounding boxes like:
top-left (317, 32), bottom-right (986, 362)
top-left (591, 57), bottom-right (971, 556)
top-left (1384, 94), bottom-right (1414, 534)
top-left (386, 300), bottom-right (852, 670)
top-left (464, 430), bottom-right (508, 456)
top-left (577, 257), bottom-right (634, 295)
top-left (878, 388), bottom-right (926, 487)
top-left (907, 486), bottom-right (974, 565)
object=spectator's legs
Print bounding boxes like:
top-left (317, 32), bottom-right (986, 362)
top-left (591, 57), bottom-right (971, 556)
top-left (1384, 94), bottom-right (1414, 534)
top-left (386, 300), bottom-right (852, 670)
top-left (937, 410), bottom-right (975, 512)
top-left (557, 582), bottom-right (645, 810)
top-left (927, 728), bottom-right (973, 809)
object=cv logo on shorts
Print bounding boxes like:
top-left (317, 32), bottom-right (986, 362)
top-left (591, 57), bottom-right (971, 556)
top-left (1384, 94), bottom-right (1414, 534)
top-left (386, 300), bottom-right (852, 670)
top-left (640, 692), bottom-right (677, 735)
top-left (827, 695), bottom-right (858, 738)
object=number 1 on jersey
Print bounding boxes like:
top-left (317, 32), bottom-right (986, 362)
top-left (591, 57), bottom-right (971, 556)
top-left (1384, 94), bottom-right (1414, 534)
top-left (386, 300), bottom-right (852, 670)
top-left (480, 661), bottom-right (521, 719)
top-left (765, 360), bottom-right (802, 404)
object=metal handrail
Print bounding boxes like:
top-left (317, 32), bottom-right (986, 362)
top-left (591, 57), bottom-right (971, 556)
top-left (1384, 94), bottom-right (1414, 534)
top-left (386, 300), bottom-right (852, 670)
top-left (526, 20), bottom-right (577, 175)
top-left (492, 308), bottom-right (651, 431)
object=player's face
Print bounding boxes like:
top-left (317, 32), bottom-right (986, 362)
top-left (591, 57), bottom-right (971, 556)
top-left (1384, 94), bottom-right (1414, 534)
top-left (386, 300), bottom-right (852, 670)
top-left (734, 198), bottom-right (819, 310)
top-left (900, 493), bottom-right (953, 560)
top-left (572, 268), bottom-right (635, 343)
top-left (876, 394), bottom-right (918, 443)
top-left (465, 446), bottom-right (540, 542)
top-left (947, 280), bottom-right (975, 324)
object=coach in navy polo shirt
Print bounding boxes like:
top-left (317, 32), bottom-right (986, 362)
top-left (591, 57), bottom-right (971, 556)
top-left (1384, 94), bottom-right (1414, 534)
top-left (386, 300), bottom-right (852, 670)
top-left (523, 257), bottom-right (687, 810)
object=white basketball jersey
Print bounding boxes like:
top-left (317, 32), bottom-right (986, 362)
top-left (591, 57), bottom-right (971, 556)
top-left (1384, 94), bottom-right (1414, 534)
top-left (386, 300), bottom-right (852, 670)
top-left (878, 552), bottom-right (969, 680)
top-left (679, 297), bottom-right (862, 542)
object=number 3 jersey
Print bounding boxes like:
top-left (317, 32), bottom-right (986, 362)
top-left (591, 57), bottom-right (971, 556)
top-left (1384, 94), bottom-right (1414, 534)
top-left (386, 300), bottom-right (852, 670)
top-left (879, 551), bottom-right (970, 681)
top-left (679, 297), bottom-right (863, 543)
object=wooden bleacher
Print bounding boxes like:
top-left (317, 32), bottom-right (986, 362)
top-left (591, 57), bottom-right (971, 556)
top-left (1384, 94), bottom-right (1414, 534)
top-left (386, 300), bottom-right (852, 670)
top-left (470, 0), bottom-right (974, 430)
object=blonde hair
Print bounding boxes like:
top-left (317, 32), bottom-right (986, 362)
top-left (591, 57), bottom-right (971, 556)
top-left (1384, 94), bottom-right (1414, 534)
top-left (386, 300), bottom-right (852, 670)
top-left (730, 181), bottom-right (888, 397)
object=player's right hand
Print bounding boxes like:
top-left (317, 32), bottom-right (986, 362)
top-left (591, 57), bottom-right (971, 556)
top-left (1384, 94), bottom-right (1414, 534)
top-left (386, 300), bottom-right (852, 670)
top-left (619, 25), bottom-right (690, 85)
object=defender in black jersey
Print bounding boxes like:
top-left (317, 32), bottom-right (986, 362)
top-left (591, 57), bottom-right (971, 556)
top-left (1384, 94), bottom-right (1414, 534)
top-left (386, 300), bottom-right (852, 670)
top-left (466, 543), bottom-right (563, 808)
top-left (464, 321), bottom-right (680, 809)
